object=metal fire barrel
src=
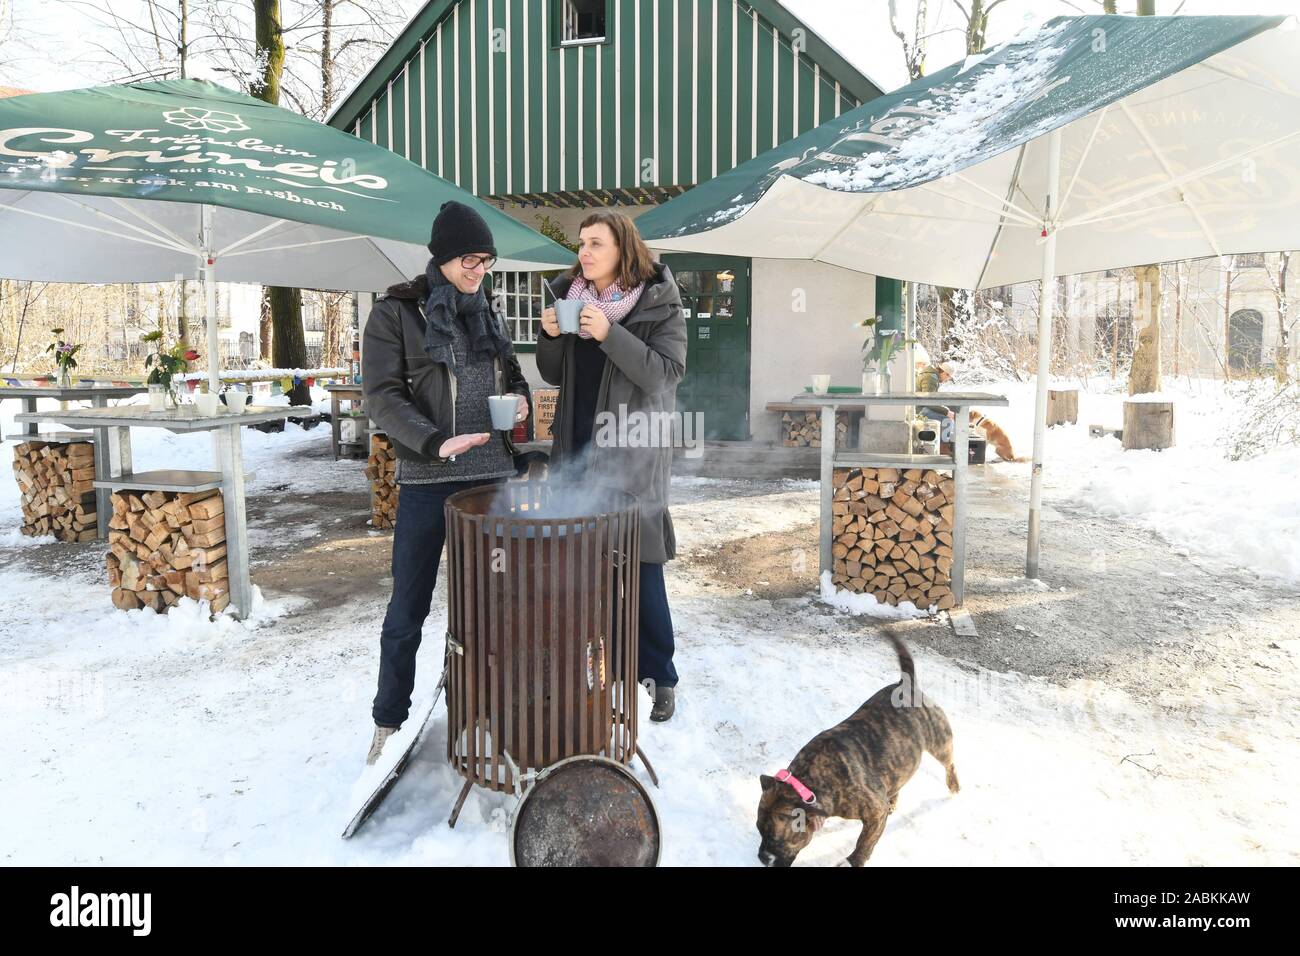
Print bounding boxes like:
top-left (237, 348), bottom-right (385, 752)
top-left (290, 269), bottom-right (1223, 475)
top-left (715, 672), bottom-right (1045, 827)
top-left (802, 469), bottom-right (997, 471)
top-left (444, 482), bottom-right (641, 793)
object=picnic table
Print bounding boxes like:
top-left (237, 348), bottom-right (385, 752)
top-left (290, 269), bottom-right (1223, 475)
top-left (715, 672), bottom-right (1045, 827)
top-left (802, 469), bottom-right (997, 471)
top-left (15, 403), bottom-right (310, 621)
top-left (788, 391), bottom-right (1009, 607)
top-left (2, 384), bottom-right (148, 538)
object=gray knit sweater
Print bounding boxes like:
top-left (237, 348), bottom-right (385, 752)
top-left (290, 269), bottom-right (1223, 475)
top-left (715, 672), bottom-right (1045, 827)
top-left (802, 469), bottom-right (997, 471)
top-left (397, 318), bottom-right (515, 485)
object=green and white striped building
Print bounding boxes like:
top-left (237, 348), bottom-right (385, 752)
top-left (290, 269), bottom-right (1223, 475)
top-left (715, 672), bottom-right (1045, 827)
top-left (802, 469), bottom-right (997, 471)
top-left (329, 0), bottom-right (901, 443)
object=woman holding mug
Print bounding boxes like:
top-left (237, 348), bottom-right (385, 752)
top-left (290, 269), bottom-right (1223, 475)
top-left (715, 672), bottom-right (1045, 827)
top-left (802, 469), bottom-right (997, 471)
top-left (537, 210), bottom-right (687, 722)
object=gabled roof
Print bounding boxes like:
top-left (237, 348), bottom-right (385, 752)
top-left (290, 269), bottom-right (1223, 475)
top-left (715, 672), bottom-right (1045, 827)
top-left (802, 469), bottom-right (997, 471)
top-left (326, 0), bottom-right (887, 132)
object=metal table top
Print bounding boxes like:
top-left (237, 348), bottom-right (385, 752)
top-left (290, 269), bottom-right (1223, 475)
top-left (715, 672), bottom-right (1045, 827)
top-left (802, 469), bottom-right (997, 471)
top-left (789, 392), bottom-right (1009, 407)
top-left (0, 385), bottom-right (147, 400)
top-left (15, 404), bottom-right (313, 433)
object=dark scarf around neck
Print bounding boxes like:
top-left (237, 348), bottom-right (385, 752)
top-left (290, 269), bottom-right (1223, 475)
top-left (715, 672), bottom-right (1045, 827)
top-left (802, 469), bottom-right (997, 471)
top-left (422, 260), bottom-right (512, 369)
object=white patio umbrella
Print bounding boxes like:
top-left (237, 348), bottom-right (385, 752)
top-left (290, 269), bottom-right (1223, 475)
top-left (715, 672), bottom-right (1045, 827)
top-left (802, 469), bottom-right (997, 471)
top-left (637, 13), bottom-right (1300, 577)
top-left (0, 79), bottom-right (573, 390)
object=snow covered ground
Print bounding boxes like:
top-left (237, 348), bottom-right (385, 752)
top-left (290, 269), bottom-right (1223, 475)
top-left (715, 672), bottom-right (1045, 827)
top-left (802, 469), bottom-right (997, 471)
top-left (949, 374), bottom-right (1300, 585)
top-left (0, 378), bottom-right (1295, 866)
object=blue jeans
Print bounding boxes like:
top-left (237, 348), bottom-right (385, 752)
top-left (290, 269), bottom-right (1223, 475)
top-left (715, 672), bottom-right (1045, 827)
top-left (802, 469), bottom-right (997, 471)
top-left (638, 561), bottom-right (678, 689)
top-left (372, 478), bottom-right (504, 728)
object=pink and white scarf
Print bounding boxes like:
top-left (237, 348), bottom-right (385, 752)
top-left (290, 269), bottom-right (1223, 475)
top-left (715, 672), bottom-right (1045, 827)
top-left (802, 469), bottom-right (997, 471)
top-left (565, 273), bottom-right (646, 339)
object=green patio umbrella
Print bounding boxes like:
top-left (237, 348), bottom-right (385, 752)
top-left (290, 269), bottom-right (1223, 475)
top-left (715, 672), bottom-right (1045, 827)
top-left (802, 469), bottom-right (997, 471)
top-left (0, 78), bottom-right (573, 388)
top-left (636, 14), bottom-right (1299, 578)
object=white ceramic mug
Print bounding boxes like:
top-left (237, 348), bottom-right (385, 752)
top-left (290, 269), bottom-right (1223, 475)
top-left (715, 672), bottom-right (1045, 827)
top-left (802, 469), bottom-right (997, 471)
top-left (556, 300), bottom-right (583, 334)
top-left (225, 391), bottom-right (250, 414)
top-left (488, 394), bottom-right (518, 430)
top-left (194, 392), bottom-right (220, 417)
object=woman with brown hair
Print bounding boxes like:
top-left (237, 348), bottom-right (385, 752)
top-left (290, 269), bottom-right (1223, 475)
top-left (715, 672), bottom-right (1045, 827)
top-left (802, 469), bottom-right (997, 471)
top-left (537, 210), bottom-right (687, 721)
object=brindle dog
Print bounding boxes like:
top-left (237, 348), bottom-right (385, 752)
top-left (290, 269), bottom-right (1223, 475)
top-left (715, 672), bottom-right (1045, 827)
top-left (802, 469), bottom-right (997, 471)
top-left (756, 630), bottom-right (959, 867)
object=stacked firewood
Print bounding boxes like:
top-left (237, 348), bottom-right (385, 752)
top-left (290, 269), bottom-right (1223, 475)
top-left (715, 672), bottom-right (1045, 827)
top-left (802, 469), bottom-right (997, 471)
top-left (12, 439), bottom-right (98, 542)
top-left (106, 488), bottom-right (229, 613)
top-left (367, 433), bottom-right (398, 529)
top-left (782, 410), bottom-right (849, 448)
top-left (830, 466), bottom-right (956, 611)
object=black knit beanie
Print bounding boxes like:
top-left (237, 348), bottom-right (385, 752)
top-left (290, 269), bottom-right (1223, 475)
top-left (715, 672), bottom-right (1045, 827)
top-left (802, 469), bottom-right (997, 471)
top-left (427, 200), bottom-right (497, 264)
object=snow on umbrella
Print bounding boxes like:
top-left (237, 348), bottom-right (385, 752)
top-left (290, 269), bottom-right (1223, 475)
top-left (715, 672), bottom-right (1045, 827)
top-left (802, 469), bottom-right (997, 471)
top-left (0, 78), bottom-right (574, 389)
top-left (636, 13), bottom-right (1300, 577)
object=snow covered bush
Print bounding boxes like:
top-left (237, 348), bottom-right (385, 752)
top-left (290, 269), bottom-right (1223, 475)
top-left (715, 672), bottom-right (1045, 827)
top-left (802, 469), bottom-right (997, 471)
top-left (1219, 380), bottom-right (1300, 461)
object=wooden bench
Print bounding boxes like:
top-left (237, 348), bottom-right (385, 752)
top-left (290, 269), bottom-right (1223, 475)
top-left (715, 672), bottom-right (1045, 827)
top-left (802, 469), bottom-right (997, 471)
top-left (4, 430), bottom-right (96, 444)
top-left (94, 469), bottom-right (255, 493)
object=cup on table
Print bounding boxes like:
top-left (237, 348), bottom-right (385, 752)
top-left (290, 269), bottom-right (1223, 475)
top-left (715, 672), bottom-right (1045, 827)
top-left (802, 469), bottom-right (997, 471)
top-left (194, 392), bottom-right (220, 416)
top-left (488, 394), bottom-right (519, 431)
top-left (556, 300), bottom-right (583, 334)
top-left (811, 374), bottom-right (831, 396)
top-left (225, 390), bottom-right (250, 414)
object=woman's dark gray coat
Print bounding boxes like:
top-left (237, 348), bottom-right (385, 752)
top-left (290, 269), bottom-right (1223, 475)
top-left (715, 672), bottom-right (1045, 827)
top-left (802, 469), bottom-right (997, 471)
top-left (536, 262), bottom-right (687, 563)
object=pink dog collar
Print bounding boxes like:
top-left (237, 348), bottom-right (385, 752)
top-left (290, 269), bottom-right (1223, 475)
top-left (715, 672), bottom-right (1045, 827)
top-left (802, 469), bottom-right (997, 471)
top-left (775, 769), bottom-right (816, 804)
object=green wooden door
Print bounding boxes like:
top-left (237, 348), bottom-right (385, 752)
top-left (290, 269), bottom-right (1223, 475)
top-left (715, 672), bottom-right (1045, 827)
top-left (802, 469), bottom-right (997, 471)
top-left (663, 254), bottom-right (751, 441)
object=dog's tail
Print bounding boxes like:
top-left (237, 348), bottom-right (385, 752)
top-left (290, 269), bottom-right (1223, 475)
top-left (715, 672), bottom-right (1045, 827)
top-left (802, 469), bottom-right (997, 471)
top-left (881, 626), bottom-right (916, 689)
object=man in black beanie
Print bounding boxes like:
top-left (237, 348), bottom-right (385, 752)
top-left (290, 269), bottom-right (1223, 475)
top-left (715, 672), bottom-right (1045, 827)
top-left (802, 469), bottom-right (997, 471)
top-left (361, 200), bottom-right (532, 765)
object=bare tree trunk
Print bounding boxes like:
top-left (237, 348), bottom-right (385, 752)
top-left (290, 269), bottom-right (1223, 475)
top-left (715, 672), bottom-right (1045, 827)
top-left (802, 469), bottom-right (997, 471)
top-left (1275, 251), bottom-right (1290, 385)
top-left (1111, 284), bottom-right (1120, 380)
top-left (888, 0), bottom-right (929, 80)
top-left (321, 0), bottom-right (335, 113)
top-left (253, 0), bottom-right (310, 407)
top-left (1129, 264), bottom-right (1161, 394)
top-left (259, 287), bottom-right (273, 361)
top-left (1173, 261), bottom-right (1182, 377)
top-left (938, 286), bottom-right (958, 358)
top-left (1224, 262), bottom-right (1234, 383)
top-left (940, 0), bottom-right (1005, 321)
top-left (179, 0), bottom-right (189, 77)
top-left (10, 282), bottom-right (48, 372)
top-left (269, 285), bottom-right (307, 376)
top-left (959, 0), bottom-right (1003, 54)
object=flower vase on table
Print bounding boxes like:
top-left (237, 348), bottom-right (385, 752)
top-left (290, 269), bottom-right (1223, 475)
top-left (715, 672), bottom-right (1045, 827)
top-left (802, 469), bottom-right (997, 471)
top-left (142, 331), bottom-right (199, 412)
top-left (876, 365), bottom-right (893, 395)
top-left (47, 328), bottom-right (81, 390)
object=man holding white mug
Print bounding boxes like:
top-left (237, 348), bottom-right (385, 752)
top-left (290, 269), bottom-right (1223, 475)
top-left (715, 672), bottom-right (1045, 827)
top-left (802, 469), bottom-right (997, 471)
top-left (361, 200), bottom-right (531, 764)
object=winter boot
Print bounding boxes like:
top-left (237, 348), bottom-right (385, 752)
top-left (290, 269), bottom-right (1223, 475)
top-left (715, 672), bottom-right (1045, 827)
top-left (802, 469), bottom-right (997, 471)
top-left (366, 724), bottom-right (400, 765)
top-left (649, 686), bottom-right (676, 722)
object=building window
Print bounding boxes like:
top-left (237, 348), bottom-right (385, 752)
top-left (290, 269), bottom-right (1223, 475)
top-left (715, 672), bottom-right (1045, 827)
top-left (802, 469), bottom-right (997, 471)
top-left (556, 0), bottom-right (607, 45)
top-left (497, 271), bottom-right (546, 346)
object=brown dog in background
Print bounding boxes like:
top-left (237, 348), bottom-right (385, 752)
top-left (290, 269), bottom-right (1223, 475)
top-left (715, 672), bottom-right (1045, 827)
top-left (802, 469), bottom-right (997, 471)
top-left (971, 411), bottom-right (1024, 462)
top-left (755, 631), bottom-right (959, 867)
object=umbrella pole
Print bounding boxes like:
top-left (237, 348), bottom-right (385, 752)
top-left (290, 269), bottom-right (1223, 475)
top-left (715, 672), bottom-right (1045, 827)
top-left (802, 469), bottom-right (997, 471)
top-left (202, 204), bottom-right (219, 394)
top-left (903, 280), bottom-right (916, 451)
top-left (1026, 128), bottom-right (1061, 579)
